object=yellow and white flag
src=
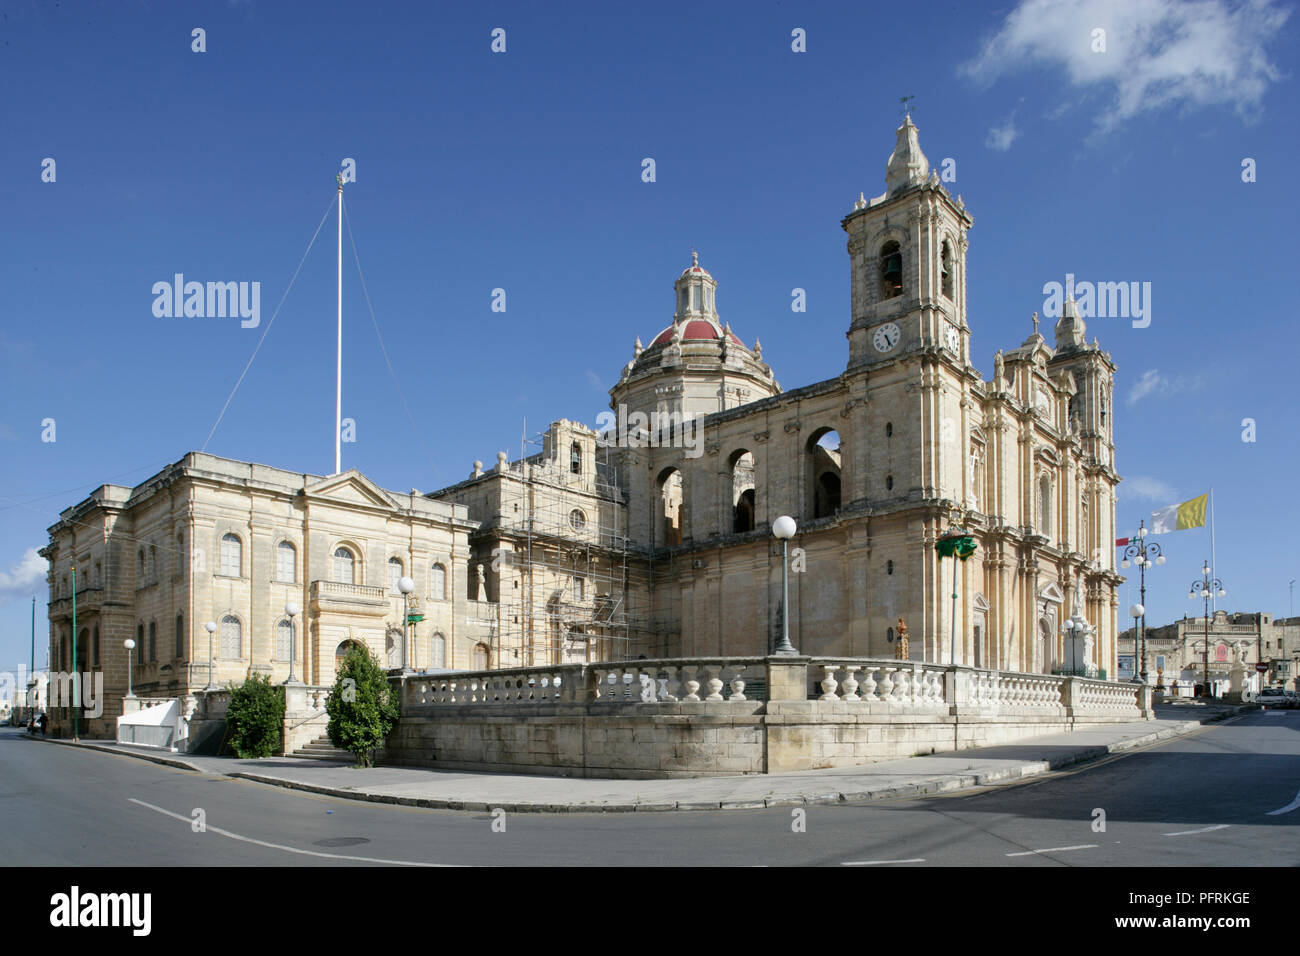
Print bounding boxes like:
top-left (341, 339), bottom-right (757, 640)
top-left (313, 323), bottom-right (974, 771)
top-left (1149, 493), bottom-right (1208, 534)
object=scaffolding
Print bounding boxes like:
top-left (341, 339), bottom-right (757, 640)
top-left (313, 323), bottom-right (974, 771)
top-left (469, 426), bottom-right (656, 666)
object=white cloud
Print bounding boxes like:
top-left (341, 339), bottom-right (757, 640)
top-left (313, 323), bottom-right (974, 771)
top-left (961, 0), bottom-right (1290, 130)
top-left (585, 370), bottom-right (605, 391)
top-left (1125, 368), bottom-right (1205, 406)
top-left (1123, 475), bottom-right (1177, 503)
top-left (0, 547), bottom-right (45, 604)
top-left (986, 115), bottom-right (1019, 151)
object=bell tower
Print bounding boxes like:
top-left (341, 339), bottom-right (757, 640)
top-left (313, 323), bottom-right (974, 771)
top-left (841, 116), bottom-right (974, 371)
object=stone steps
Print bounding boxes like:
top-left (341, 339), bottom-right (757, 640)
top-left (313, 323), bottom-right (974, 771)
top-left (289, 735), bottom-right (352, 761)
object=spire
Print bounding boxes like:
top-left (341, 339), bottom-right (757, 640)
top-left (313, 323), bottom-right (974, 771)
top-left (1054, 296), bottom-right (1087, 351)
top-left (886, 115), bottom-right (930, 196)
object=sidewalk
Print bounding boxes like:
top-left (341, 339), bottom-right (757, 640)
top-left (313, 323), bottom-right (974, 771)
top-left (29, 703), bottom-right (1251, 813)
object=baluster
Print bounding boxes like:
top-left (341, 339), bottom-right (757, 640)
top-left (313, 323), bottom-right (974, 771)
top-left (704, 663), bottom-right (725, 702)
top-left (894, 668), bottom-right (911, 707)
top-left (656, 668), bottom-right (676, 702)
top-left (840, 665), bottom-right (860, 701)
top-left (728, 665), bottom-right (748, 701)
top-left (819, 665), bottom-right (840, 700)
top-left (591, 667), bottom-right (608, 702)
top-left (860, 666), bottom-right (877, 701)
top-left (878, 667), bottom-right (895, 703)
top-left (680, 665), bottom-right (701, 702)
top-left (639, 669), bottom-right (656, 702)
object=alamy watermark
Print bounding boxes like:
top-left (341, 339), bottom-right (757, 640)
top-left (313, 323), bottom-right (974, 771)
top-left (152, 274), bottom-right (260, 328)
top-left (2, 666), bottom-right (103, 718)
top-left (595, 405), bottom-right (706, 458)
top-left (1041, 273), bottom-right (1151, 328)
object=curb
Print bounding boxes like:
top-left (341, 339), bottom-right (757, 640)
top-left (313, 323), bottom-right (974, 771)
top-left (25, 705), bottom-right (1254, 814)
top-left (22, 733), bottom-right (207, 773)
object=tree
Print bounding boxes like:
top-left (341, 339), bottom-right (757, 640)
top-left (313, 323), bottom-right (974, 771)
top-left (225, 673), bottom-right (284, 758)
top-left (326, 643), bottom-right (400, 768)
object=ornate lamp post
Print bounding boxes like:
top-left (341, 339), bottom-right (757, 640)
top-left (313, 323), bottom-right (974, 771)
top-left (1189, 561), bottom-right (1226, 698)
top-left (123, 638), bottom-right (136, 698)
top-left (1128, 604), bottom-right (1144, 682)
top-left (1061, 581), bottom-right (1094, 677)
top-left (203, 620), bottom-right (218, 690)
top-left (397, 576), bottom-right (418, 673)
top-left (772, 516), bottom-right (798, 655)
top-left (935, 506), bottom-right (978, 665)
top-left (284, 601), bottom-right (301, 684)
top-left (1120, 520), bottom-right (1165, 684)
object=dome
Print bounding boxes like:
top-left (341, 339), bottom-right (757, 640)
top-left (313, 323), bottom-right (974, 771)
top-left (649, 319), bottom-right (744, 348)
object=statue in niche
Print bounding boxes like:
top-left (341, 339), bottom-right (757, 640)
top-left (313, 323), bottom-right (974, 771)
top-left (993, 350), bottom-right (1005, 389)
top-left (894, 617), bottom-right (910, 661)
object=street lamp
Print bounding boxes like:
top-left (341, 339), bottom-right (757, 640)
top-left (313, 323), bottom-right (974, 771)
top-left (1120, 520), bottom-right (1164, 685)
top-left (284, 601), bottom-right (301, 684)
top-left (1189, 561), bottom-right (1226, 699)
top-left (772, 516), bottom-right (798, 655)
top-left (397, 576), bottom-right (416, 673)
top-left (203, 620), bottom-right (218, 690)
top-left (1129, 604), bottom-right (1144, 683)
top-left (123, 638), bottom-right (136, 698)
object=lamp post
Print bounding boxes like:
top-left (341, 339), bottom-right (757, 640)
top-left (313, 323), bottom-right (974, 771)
top-left (935, 507), bottom-right (978, 666)
top-left (284, 601), bottom-right (301, 684)
top-left (397, 576), bottom-right (416, 673)
top-left (123, 638), bottom-right (136, 698)
top-left (1120, 520), bottom-right (1165, 685)
top-left (1189, 561), bottom-right (1226, 698)
top-left (1128, 604), bottom-right (1144, 683)
top-left (772, 516), bottom-right (798, 655)
top-left (203, 620), bottom-right (218, 690)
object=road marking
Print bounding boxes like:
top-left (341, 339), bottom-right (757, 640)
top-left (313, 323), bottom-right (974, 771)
top-left (841, 858), bottom-right (926, 866)
top-left (1005, 844), bottom-right (1097, 857)
top-left (127, 798), bottom-right (453, 866)
top-left (1164, 824), bottom-right (1230, 836)
top-left (1266, 790), bottom-right (1300, 816)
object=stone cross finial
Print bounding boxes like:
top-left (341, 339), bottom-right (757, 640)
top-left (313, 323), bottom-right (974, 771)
top-left (1031, 312), bottom-right (1040, 335)
top-left (899, 94), bottom-right (915, 119)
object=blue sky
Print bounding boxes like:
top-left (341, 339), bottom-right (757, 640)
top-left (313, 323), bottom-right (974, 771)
top-left (2, 0), bottom-right (1298, 674)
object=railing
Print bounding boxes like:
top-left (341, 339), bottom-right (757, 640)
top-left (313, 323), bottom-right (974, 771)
top-left (118, 724), bottom-right (175, 748)
top-left (397, 656), bottom-right (1142, 716)
top-left (310, 580), bottom-right (387, 602)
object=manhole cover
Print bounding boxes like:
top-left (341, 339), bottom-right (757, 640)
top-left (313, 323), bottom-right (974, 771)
top-left (313, 837), bottom-right (370, 848)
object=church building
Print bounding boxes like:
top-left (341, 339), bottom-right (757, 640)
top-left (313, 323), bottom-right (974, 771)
top-left (43, 118), bottom-right (1124, 738)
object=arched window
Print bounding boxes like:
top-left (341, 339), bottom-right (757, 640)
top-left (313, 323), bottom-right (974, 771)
top-left (473, 643), bottom-right (490, 670)
top-left (220, 534), bottom-right (242, 577)
top-left (940, 240), bottom-right (954, 299)
top-left (148, 545), bottom-right (157, 582)
top-left (332, 546), bottom-right (355, 584)
top-left (429, 633), bottom-right (447, 669)
top-left (1039, 475), bottom-right (1053, 539)
top-left (176, 533), bottom-right (184, 576)
top-left (570, 442), bottom-right (582, 475)
top-left (808, 429), bottom-right (842, 519)
top-left (137, 623), bottom-right (145, 665)
top-left (77, 628), bottom-right (89, 672)
top-left (175, 614), bottom-right (184, 658)
top-left (137, 548), bottom-right (145, 581)
top-left (148, 621), bottom-right (157, 662)
top-left (658, 468), bottom-right (685, 546)
top-left (880, 241), bottom-right (903, 299)
top-left (386, 629), bottom-right (402, 669)
top-left (220, 615), bottom-right (242, 658)
top-left (388, 557), bottom-right (404, 594)
top-left (730, 450), bottom-right (756, 533)
top-left (430, 563), bottom-right (447, 601)
top-left (276, 540), bottom-right (296, 583)
top-left (276, 620), bottom-right (293, 661)
top-left (93, 626), bottom-right (100, 666)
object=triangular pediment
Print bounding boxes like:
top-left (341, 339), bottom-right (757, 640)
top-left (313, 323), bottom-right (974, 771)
top-left (1038, 582), bottom-right (1066, 604)
top-left (304, 470), bottom-right (398, 510)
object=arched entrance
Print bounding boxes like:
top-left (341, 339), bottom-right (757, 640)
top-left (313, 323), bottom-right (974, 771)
top-left (472, 643), bottom-right (490, 670)
top-left (335, 639), bottom-right (365, 672)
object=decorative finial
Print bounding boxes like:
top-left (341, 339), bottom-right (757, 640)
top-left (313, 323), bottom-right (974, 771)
top-left (754, 337), bottom-right (763, 359)
top-left (634, 336), bottom-right (643, 354)
top-left (854, 191), bottom-right (866, 210)
top-left (336, 172), bottom-right (344, 189)
top-left (691, 248), bottom-right (698, 268)
top-left (1031, 311), bottom-right (1040, 335)
top-left (899, 94), bottom-right (915, 120)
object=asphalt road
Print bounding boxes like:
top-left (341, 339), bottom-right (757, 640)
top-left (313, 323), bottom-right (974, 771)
top-left (1, 710), bottom-right (1296, 866)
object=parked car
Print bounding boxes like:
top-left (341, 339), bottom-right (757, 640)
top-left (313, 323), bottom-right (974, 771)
top-left (1257, 688), bottom-right (1291, 707)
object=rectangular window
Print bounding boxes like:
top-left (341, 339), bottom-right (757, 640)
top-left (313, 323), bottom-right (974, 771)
top-left (276, 542), bottom-right (296, 583)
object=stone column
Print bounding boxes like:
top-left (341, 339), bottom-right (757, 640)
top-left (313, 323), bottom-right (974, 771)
top-left (764, 655), bottom-right (812, 774)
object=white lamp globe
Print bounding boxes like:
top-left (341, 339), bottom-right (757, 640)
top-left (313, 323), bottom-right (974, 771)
top-left (204, 621), bottom-right (217, 634)
top-left (124, 638), bottom-right (136, 650)
top-left (1121, 558), bottom-right (1131, 569)
top-left (1156, 555), bottom-right (1166, 565)
top-left (1130, 603), bottom-right (1144, 619)
top-left (772, 516), bottom-right (797, 540)
top-left (284, 601), bottom-right (301, 617)
top-left (398, 576), bottom-right (415, 595)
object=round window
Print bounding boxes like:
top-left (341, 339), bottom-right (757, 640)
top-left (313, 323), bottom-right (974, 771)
top-left (569, 509), bottom-right (586, 531)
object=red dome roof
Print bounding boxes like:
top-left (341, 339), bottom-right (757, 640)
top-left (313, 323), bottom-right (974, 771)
top-left (650, 320), bottom-right (744, 348)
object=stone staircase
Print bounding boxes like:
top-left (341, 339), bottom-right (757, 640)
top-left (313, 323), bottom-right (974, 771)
top-left (289, 735), bottom-right (353, 761)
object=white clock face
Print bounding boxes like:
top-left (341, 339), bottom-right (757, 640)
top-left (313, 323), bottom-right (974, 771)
top-left (873, 322), bottom-right (901, 353)
top-left (945, 325), bottom-right (959, 352)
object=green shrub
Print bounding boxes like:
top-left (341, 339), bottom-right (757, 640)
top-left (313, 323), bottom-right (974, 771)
top-left (225, 673), bottom-right (285, 758)
top-left (326, 643), bottom-right (400, 768)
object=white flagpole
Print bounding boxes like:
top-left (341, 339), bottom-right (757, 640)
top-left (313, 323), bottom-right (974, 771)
top-left (335, 175), bottom-right (344, 475)
top-left (1210, 487), bottom-right (1216, 612)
